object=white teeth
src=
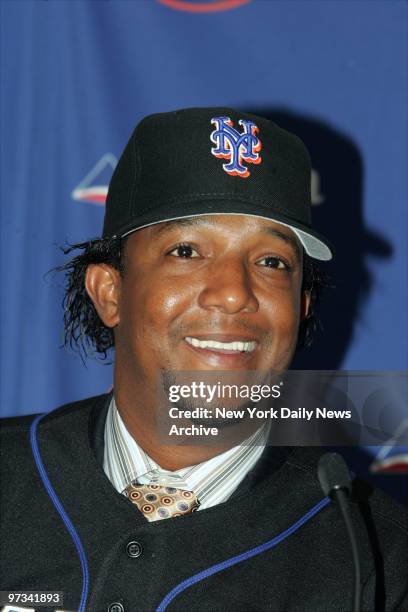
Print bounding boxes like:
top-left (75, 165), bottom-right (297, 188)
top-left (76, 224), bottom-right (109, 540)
top-left (185, 337), bottom-right (256, 353)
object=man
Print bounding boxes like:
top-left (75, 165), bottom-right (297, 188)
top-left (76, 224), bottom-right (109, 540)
top-left (1, 108), bottom-right (407, 612)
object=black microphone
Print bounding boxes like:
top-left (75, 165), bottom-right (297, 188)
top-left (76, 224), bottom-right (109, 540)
top-left (318, 452), bottom-right (361, 612)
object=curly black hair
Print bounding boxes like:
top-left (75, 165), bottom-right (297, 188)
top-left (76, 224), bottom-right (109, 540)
top-left (56, 237), bottom-right (328, 360)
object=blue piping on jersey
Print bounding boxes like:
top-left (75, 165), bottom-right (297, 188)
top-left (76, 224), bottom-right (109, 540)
top-left (156, 495), bottom-right (331, 612)
top-left (30, 413), bottom-right (89, 612)
top-left (29, 411), bottom-right (331, 612)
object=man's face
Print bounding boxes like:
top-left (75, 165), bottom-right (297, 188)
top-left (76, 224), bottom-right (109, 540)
top-left (112, 215), bottom-right (309, 388)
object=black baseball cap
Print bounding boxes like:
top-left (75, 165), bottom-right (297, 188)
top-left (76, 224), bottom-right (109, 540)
top-left (103, 107), bottom-right (333, 260)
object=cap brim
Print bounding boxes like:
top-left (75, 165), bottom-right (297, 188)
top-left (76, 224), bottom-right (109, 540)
top-left (117, 199), bottom-right (334, 261)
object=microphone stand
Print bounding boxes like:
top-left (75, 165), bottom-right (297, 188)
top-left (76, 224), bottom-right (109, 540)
top-left (318, 452), bottom-right (362, 612)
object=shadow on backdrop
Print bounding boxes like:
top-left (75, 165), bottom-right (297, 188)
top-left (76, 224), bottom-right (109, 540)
top-left (247, 107), bottom-right (393, 370)
top-left (244, 109), bottom-right (408, 506)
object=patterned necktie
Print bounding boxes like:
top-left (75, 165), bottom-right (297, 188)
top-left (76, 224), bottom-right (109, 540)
top-left (124, 483), bottom-right (200, 522)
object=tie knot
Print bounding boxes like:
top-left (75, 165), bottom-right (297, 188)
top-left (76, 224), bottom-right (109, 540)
top-left (124, 483), bottom-right (200, 521)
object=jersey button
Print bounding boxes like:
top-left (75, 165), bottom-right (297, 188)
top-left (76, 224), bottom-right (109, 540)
top-left (108, 604), bottom-right (125, 612)
top-left (126, 540), bottom-right (143, 558)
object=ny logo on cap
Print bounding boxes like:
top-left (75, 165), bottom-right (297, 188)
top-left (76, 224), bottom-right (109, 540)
top-left (210, 116), bottom-right (262, 178)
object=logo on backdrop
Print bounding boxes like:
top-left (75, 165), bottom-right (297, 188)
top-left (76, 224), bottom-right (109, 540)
top-left (157, 0), bottom-right (252, 13)
top-left (370, 419), bottom-right (408, 474)
top-left (210, 116), bottom-right (262, 178)
top-left (71, 153), bottom-right (117, 205)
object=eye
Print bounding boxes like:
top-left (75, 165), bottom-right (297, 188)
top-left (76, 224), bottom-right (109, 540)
top-left (257, 256), bottom-right (290, 270)
top-left (167, 243), bottom-right (199, 258)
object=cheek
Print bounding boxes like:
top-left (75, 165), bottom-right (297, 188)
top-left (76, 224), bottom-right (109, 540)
top-left (118, 276), bottom-right (194, 349)
top-left (264, 282), bottom-right (301, 318)
top-left (261, 289), bottom-right (302, 346)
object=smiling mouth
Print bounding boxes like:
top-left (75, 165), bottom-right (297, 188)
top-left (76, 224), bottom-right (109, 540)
top-left (185, 336), bottom-right (257, 354)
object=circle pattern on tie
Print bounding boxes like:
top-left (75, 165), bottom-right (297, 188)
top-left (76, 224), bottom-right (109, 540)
top-left (158, 508), bottom-right (170, 518)
top-left (124, 483), bottom-right (199, 522)
top-left (129, 490), bottom-right (142, 501)
top-left (145, 493), bottom-right (158, 502)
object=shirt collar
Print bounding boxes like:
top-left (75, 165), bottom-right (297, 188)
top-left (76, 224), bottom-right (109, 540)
top-left (103, 396), bottom-right (269, 510)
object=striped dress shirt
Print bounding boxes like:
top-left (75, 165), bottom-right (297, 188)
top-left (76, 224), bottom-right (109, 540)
top-left (103, 397), bottom-right (269, 510)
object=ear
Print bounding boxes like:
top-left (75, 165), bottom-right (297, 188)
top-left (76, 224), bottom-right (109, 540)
top-left (85, 264), bottom-right (121, 328)
top-left (300, 290), bottom-right (311, 321)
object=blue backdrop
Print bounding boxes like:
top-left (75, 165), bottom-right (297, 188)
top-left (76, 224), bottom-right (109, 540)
top-left (1, 1), bottom-right (407, 496)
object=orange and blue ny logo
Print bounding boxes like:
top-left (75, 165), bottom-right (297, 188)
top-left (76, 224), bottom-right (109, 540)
top-left (210, 116), bottom-right (262, 178)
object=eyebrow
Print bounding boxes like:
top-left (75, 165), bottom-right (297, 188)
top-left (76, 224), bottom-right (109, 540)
top-left (261, 226), bottom-right (302, 261)
top-left (155, 217), bottom-right (302, 260)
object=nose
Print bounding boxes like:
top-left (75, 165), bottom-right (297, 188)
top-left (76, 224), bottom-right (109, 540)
top-left (198, 256), bottom-right (259, 314)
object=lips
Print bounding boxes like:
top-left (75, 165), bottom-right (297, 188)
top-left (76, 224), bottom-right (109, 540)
top-left (185, 336), bottom-right (257, 353)
top-left (182, 333), bottom-right (259, 368)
